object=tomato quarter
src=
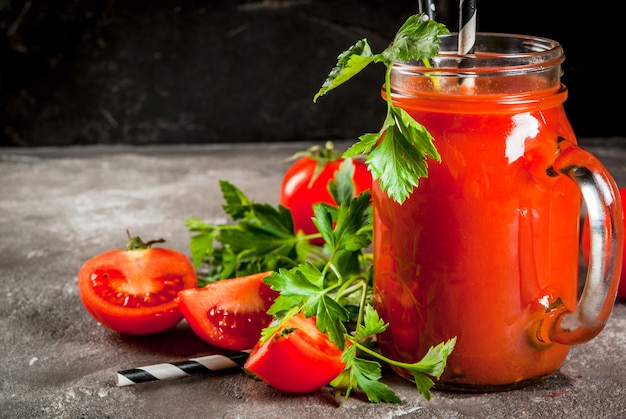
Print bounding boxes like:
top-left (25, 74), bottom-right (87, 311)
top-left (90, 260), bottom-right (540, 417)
top-left (244, 313), bottom-right (346, 393)
top-left (177, 271), bottom-right (278, 350)
top-left (279, 142), bottom-right (371, 243)
top-left (78, 234), bottom-right (197, 335)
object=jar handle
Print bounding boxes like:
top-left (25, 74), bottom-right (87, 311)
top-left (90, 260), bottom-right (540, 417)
top-left (549, 139), bottom-right (623, 345)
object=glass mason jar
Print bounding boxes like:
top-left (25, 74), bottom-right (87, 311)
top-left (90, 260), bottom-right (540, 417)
top-left (372, 33), bottom-right (624, 391)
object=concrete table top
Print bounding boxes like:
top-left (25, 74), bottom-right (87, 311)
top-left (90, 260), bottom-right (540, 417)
top-left (1, 139), bottom-right (625, 418)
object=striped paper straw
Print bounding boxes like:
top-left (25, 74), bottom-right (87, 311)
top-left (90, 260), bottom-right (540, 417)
top-left (418, 0), bottom-right (436, 20)
top-left (115, 350), bottom-right (251, 386)
top-left (458, 0), bottom-right (477, 55)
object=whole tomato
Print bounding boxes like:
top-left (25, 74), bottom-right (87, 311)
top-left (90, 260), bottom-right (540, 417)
top-left (78, 232), bottom-right (197, 335)
top-left (581, 187), bottom-right (626, 299)
top-left (244, 312), bottom-right (346, 393)
top-left (177, 271), bottom-right (279, 350)
top-left (279, 142), bottom-right (371, 243)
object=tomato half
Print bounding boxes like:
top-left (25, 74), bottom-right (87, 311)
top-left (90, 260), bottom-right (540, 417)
top-left (279, 144), bottom-right (371, 242)
top-left (581, 187), bottom-right (626, 299)
top-left (244, 313), bottom-right (346, 393)
top-left (177, 271), bottom-right (278, 350)
top-left (78, 236), bottom-right (197, 335)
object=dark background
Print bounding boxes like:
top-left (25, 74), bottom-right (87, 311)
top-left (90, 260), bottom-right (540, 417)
top-left (0, 0), bottom-right (622, 147)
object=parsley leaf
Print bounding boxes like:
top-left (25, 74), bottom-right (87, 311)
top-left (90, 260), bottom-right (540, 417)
top-left (265, 263), bottom-right (353, 346)
top-left (185, 180), bottom-right (311, 285)
top-left (345, 355), bottom-right (401, 404)
top-left (380, 13), bottom-right (447, 64)
top-left (367, 107), bottom-right (440, 202)
top-left (329, 156), bottom-right (360, 206)
top-left (314, 13), bottom-right (449, 203)
top-left (335, 305), bottom-right (456, 402)
top-left (186, 217), bottom-right (216, 269)
top-left (313, 39), bottom-right (375, 102)
top-left (314, 191), bottom-right (371, 252)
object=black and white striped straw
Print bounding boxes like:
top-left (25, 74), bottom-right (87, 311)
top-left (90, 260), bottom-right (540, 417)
top-left (458, 0), bottom-right (477, 55)
top-left (418, 0), bottom-right (436, 20)
top-left (115, 350), bottom-right (251, 386)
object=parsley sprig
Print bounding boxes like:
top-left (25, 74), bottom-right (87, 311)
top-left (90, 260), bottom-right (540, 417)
top-left (185, 159), bottom-right (367, 286)
top-left (186, 158), bottom-right (455, 403)
top-left (314, 13), bottom-right (449, 204)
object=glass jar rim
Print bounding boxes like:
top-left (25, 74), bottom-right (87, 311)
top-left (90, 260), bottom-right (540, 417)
top-left (395, 32), bottom-right (564, 75)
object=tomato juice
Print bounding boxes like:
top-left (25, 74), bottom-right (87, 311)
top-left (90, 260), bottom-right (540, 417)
top-left (371, 36), bottom-right (601, 390)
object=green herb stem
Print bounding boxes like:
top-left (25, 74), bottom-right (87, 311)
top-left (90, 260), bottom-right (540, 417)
top-left (384, 65), bottom-right (394, 114)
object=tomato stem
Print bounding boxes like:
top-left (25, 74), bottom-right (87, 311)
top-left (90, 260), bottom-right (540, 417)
top-left (261, 305), bottom-right (302, 345)
top-left (285, 140), bottom-right (342, 163)
top-left (125, 229), bottom-right (165, 250)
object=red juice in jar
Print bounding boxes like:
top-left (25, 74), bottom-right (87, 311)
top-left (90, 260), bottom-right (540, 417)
top-left (372, 33), bottom-right (624, 391)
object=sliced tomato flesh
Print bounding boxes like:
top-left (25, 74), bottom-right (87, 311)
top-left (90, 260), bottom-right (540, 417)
top-left (78, 247), bottom-right (197, 335)
top-left (90, 268), bottom-right (186, 307)
top-left (177, 271), bottom-right (278, 350)
top-left (244, 313), bottom-right (346, 393)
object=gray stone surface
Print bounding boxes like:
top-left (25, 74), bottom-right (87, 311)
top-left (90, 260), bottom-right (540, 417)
top-left (1, 139), bottom-right (625, 418)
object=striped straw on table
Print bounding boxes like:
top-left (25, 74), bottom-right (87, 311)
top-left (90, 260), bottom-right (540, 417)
top-left (115, 350), bottom-right (251, 386)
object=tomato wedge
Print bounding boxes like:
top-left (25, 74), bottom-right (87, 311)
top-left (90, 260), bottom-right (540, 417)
top-left (244, 313), bottom-right (346, 393)
top-left (78, 235), bottom-right (197, 335)
top-left (177, 271), bottom-right (278, 350)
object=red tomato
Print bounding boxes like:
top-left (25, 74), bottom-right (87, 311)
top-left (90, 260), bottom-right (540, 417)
top-left (581, 187), bottom-right (626, 299)
top-left (244, 313), bottom-right (346, 393)
top-left (177, 271), bottom-right (278, 350)
top-left (279, 143), bottom-right (371, 242)
top-left (78, 234), bottom-right (197, 335)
